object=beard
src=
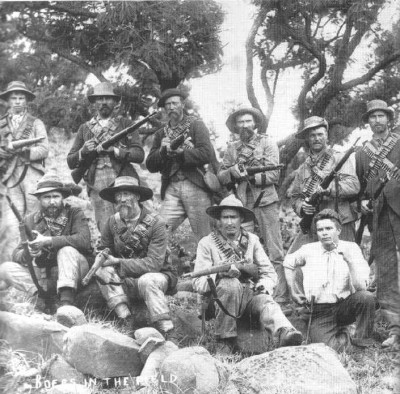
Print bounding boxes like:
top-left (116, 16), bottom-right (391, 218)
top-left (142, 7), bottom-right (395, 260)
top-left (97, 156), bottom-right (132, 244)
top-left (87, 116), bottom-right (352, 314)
top-left (239, 128), bottom-right (254, 143)
top-left (117, 202), bottom-right (136, 220)
top-left (42, 204), bottom-right (63, 218)
top-left (99, 105), bottom-right (112, 118)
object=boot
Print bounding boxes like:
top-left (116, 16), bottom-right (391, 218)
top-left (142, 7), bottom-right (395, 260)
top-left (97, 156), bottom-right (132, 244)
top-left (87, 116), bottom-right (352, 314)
top-left (277, 327), bottom-right (303, 347)
top-left (59, 287), bottom-right (75, 307)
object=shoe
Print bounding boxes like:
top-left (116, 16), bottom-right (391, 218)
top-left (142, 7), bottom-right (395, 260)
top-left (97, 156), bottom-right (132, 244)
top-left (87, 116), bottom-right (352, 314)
top-left (156, 319), bottom-right (174, 334)
top-left (382, 335), bottom-right (400, 351)
top-left (215, 337), bottom-right (237, 355)
top-left (277, 327), bottom-right (303, 347)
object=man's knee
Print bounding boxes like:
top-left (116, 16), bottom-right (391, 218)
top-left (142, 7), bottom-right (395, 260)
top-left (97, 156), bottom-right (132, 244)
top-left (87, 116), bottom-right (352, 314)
top-left (57, 246), bottom-right (79, 259)
top-left (353, 290), bottom-right (376, 307)
top-left (217, 278), bottom-right (242, 295)
top-left (138, 273), bottom-right (168, 293)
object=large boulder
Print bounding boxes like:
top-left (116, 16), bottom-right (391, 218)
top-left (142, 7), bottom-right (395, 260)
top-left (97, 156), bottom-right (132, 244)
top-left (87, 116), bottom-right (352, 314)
top-left (63, 324), bottom-right (142, 378)
top-left (159, 346), bottom-right (227, 394)
top-left (0, 311), bottom-right (67, 358)
top-left (235, 317), bottom-right (272, 354)
top-left (45, 355), bottom-right (85, 384)
top-left (227, 343), bottom-right (357, 394)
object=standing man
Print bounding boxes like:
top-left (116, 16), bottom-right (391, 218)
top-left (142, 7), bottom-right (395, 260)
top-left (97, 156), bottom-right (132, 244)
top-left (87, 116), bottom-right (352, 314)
top-left (217, 107), bottom-right (288, 305)
top-left (0, 81), bottom-right (49, 260)
top-left (146, 88), bottom-right (213, 242)
top-left (192, 195), bottom-right (302, 353)
top-left (0, 173), bottom-right (92, 312)
top-left (289, 116), bottom-right (360, 253)
top-left (284, 209), bottom-right (375, 351)
top-left (92, 176), bottom-right (177, 335)
top-left (356, 99), bottom-right (400, 350)
top-left (67, 82), bottom-right (144, 231)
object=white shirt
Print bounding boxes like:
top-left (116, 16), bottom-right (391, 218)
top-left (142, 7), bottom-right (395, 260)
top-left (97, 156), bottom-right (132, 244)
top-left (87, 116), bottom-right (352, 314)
top-left (284, 240), bottom-right (370, 303)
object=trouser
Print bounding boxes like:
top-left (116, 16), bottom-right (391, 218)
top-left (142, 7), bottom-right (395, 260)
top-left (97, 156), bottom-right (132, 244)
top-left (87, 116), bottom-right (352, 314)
top-left (160, 179), bottom-right (211, 242)
top-left (1, 166), bottom-right (42, 261)
top-left (0, 246), bottom-right (89, 297)
top-left (214, 278), bottom-right (294, 339)
top-left (302, 291), bottom-right (375, 352)
top-left (288, 221), bottom-right (356, 254)
top-left (243, 195), bottom-right (287, 302)
top-left (372, 203), bottom-right (400, 336)
top-left (96, 267), bottom-right (171, 322)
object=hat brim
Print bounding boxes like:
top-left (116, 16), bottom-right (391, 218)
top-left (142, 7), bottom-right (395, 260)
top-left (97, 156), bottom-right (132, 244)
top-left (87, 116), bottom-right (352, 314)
top-left (361, 108), bottom-right (394, 123)
top-left (206, 205), bottom-right (255, 223)
top-left (0, 89), bottom-right (35, 102)
top-left (295, 125), bottom-right (329, 140)
top-left (88, 94), bottom-right (121, 104)
top-left (226, 108), bottom-right (265, 133)
top-left (30, 184), bottom-right (82, 198)
top-left (99, 184), bottom-right (153, 203)
top-left (158, 91), bottom-right (188, 108)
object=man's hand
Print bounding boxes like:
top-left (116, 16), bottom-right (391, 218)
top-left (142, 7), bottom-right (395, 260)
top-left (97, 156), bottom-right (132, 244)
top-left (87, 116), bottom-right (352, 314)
top-left (360, 199), bottom-right (373, 215)
top-left (230, 164), bottom-right (247, 179)
top-left (96, 145), bottom-right (114, 154)
top-left (0, 147), bottom-right (13, 159)
top-left (167, 147), bottom-right (184, 158)
top-left (81, 139), bottom-right (97, 156)
top-left (292, 293), bottom-right (307, 306)
top-left (102, 254), bottom-right (121, 267)
top-left (315, 185), bottom-right (330, 197)
top-left (28, 231), bottom-right (52, 252)
top-left (301, 201), bottom-right (317, 215)
top-left (219, 264), bottom-right (241, 279)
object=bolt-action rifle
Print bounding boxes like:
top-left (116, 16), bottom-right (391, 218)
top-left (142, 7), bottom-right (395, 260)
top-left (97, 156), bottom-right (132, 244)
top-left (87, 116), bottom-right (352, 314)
top-left (182, 259), bottom-right (259, 281)
top-left (299, 137), bottom-right (361, 234)
top-left (238, 163), bottom-right (284, 176)
top-left (71, 113), bottom-right (156, 184)
top-left (9, 136), bottom-right (45, 150)
top-left (5, 195), bottom-right (48, 298)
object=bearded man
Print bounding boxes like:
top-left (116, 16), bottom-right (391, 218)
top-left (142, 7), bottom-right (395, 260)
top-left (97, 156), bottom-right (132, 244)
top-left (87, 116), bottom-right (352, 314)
top-left (0, 81), bottom-right (49, 260)
top-left (146, 88), bottom-right (214, 242)
top-left (92, 176), bottom-right (177, 335)
top-left (355, 99), bottom-right (400, 350)
top-left (67, 82), bottom-right (144, 231)
top-left (217, 107), bottom-right (288, 305)
top-left (0, 173), bottom-right (92, 312)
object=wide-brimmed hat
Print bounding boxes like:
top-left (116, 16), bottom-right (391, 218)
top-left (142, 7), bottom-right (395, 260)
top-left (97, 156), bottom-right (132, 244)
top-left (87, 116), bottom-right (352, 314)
top-left (206, 194), bottom-right (255, 223)
top-left (99, 176), bottom-right (153, 203)
top-left (31, 173), bottom-right (82, 198)
top-left (158, 88), bottom-right (188, 108)
top-left (87, 82), bottom-right (121, 104)
top-left (295, 116), bottom-right (329, 140)
top-left (361, 100), bottom-right (394, 123)
top-left (225, 107), bottom-right (265, 133)
top-left (0, 81), bottom-right (36, 101)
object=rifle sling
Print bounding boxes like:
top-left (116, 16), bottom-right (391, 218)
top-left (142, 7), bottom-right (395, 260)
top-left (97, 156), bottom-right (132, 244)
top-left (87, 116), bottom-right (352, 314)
top-left (7, 164), bottom-right (29, 189)
top-left (207, 276), bottom-right (245, 319)
top-left (25, 254), bottom-right (48, 298)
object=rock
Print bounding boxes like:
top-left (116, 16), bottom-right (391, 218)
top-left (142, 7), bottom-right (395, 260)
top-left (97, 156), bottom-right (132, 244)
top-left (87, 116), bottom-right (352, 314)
top-left (63, 324), bottom-right (142, 378)
top-left (0, 311), bottom-right (67, 358)
top-left (228, 343), bottom-right (357, 394)
top-left (134, 327), bottom-right (165, 345)
top-left (140, 341), bottom-right (178, 382)
top-left (159, 346), bottom-right (227, 394)
top-left (47, 383), bottom-right (91, 394)
top-left (46, 355), bottom-right (85, 384)
top-left (139, 337), bottom-right (165, 363)
top-left (56, 306), bottom-right (87, 328)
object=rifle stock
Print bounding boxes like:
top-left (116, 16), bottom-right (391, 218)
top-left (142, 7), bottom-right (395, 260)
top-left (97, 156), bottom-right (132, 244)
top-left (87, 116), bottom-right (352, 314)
top-left (182, 259), bottom-right (259, 280)
top-left (81, 248), bottom-right (111, 286)
top-left (299, 137), bottom-right (361, 234)
top-left (71, 113), bottom-right (156, 184)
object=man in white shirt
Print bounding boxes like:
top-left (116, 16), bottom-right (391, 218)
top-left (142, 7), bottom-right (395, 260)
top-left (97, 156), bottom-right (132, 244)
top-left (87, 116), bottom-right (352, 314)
top-left (284, 209), bottom-right (375, 351)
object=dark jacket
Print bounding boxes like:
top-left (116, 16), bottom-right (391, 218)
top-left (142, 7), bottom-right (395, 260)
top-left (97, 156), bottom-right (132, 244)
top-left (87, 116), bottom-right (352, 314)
top-left (67, 116), bottom-right (144, 187)
top-left (100, 209), bottom-right (177, 291)
top-left (145, 116), bottom-right (213, 199)
top-left (12, 204), bottom-right (92, 267)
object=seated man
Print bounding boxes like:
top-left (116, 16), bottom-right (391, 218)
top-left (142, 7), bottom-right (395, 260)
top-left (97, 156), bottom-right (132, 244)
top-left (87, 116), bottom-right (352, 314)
top-left (0, 173), bottom-right (92, 312)
top-left (192, 195), bottom-right (303, 352)
top-left (93, 176), bottom-right (177, 335)
top-left (284, 209), bottom-right (375, 351)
